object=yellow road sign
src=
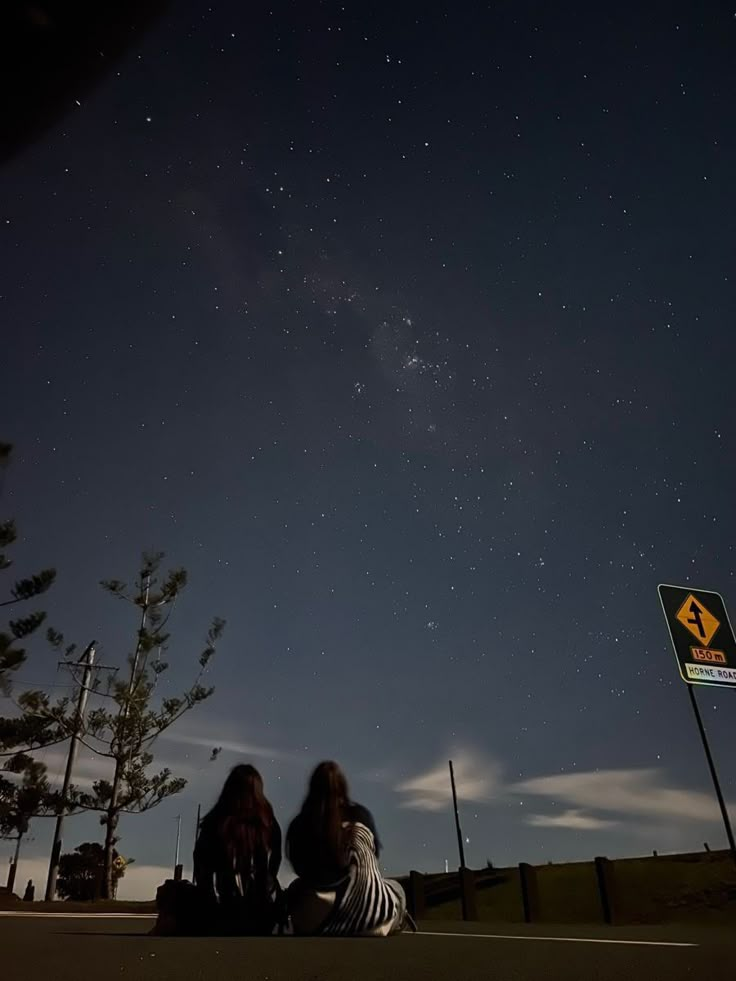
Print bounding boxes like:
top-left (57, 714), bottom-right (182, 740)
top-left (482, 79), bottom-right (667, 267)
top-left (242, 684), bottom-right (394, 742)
top-left (660, 584), bottom-right (736, 688)
top-left (675, 593), bottom-right (720, 647)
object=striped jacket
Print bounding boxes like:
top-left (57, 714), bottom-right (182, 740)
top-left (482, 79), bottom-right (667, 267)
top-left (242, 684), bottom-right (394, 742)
top-left (319, 822), bottom-right (403, 936)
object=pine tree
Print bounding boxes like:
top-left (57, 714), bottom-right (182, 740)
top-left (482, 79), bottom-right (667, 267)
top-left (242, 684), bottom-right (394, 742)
top-left (0, 441), bottom-right (61, 845)
top-left (73, 552), bottom-right (224, 898)
top-left (0, 441), bottom-right (57, 693)
top-left (56, 841), bottom-right (133, 901)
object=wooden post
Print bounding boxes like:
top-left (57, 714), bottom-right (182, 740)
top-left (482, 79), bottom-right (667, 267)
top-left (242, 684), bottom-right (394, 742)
top-left (459, 867), bottom-right (478, 921)
top-left (6, 861), bottom-right (17, 894)
top-left (519, 863), bottom-right (540, 923)
top-left (594, 856), bottom-right (617, 925)
top-left (174, 864), bottom-right (183, 882)
top-left (408, 870), bottom-right (425, 919)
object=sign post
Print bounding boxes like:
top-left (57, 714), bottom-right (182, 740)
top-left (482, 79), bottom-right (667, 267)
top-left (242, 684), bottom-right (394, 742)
top-left (658, 584), bottom-right (736, 864)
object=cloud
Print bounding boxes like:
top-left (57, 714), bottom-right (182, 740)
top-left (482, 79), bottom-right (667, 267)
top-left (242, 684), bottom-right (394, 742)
top-left (515, 769), bottom-right (727, 824)
top-left (395, 750), bottom-right (728, 834)
top-left (526, 809), bottom-right (618, 831)
top-left (34, 746), bottom-right (112, 791)
top-left (160, 731), bottom-right (295, 762)
top-left (395, 749), bottom-right (501, 812)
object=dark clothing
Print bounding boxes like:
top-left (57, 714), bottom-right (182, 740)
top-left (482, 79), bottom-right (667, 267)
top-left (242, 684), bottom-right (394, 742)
top-left (154, 876), bottom-right (287, 937)
top-left (194, 813), bottom-right (282, 903)
top-left (286, 802), bottom-right (380, 890)
top-left (172, 813), bottom-right (284, 936)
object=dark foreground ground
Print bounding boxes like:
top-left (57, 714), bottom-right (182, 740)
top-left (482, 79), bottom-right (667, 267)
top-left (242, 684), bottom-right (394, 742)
top-left (0, 913), bottom-right (732, 981)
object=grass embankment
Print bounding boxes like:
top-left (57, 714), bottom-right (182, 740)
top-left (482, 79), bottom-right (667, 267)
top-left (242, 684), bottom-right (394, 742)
top-left (419, 851), bottom-right (736, 925)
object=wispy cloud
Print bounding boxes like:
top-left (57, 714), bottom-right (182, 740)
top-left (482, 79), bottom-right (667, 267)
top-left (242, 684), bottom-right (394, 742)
top-left (35, 746), bottom-right (112, 791)
top-left (514, 768), bottom-right (728, 824)
top-left (161, 731), bottom-right (295, 762)
top-left (526, 809), bottom-right (618, 831)
top-left (395, 749), bottom-right (501, 812)
top-left (395, 749), bottom-right (730, 833)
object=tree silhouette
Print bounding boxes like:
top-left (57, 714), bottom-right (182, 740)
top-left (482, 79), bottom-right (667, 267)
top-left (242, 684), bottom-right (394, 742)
top-left (72, 552), bottom-right (225, 898)
top-left (0, 441), bottom-right (57, 693)
top-left (0, 441), bottom-right (61, 846)
top-left (57, 841), bottom-right (132, 901)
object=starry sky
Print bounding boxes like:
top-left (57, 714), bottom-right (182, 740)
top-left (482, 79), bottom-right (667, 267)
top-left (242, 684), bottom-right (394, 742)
top-left (3, 1), bottom-right (736, 897)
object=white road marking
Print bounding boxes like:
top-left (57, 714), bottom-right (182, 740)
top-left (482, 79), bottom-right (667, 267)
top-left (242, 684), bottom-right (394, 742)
top-left (417, 930), bottom-right (697, 948)
top-left (0, 912), bottom-right (156, 919)
top-left (0, 913), bottom-right (698, 947)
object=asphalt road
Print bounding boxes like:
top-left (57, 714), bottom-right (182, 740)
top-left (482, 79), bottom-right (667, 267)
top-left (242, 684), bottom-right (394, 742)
top-left (0, 914), bottom-right (731, 981)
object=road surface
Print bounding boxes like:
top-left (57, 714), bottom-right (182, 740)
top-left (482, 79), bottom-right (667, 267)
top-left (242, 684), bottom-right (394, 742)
top-left (0, 912), bottom-right (731, 980)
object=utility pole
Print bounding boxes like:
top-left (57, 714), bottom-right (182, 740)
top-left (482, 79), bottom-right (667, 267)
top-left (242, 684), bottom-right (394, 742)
top-left (192, 803), bottom-right (201, 884)
top-left (448, 760), bottom-right (467, 869)
top-left (174, 814), bottom-right (181, 873)
top-left (44, 641), bottom-right (97, 901)
top-left (449, 760), bottom-right (475, 922)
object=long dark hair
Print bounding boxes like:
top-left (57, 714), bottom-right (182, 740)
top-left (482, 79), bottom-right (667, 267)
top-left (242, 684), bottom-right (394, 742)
top-left (288, 760), bottom-right (350, 868)
top-left (207, 764), bottom-right (274, 862)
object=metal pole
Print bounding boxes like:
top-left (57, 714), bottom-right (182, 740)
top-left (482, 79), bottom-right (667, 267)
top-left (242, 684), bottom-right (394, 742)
top-left (45, 641), bottom-right (96, 901)
top-left (174, 815), bottom-right (181, 873)
top-left (192, 803), bottom-right (201, 884)
top-left (687, 684), bottom-right (736, 864)
top-left (448, 760), bottom-right (467, 869)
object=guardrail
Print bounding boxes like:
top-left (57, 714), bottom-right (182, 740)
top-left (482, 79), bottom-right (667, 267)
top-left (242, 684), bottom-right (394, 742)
top-left (398, 849), bottom-right (735, 925)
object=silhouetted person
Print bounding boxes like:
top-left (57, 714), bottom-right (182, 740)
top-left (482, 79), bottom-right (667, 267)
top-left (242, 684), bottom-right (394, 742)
top-left (23, 879), bottom-right (34, 902)
top-left (194, 764), bottom-right (282, 934)
top-left (154, 764), bottom-right (282, 935)
top-left (286, 760), bottom-right (409, 935)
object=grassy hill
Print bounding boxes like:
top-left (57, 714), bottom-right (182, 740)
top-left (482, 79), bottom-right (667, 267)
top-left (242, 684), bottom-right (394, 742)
top-left (404, 850), bottom-right (736, 925)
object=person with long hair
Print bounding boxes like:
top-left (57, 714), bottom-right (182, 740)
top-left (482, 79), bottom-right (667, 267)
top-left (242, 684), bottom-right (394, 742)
top-left (153, 764), bottom-right (283, 935)
top-left (194, 763), bottom-right (282, 934)
top-left (285, 761), bottom-right (409, 936)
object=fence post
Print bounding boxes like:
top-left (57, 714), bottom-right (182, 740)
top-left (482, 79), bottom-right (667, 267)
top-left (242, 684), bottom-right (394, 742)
top-left (519, 863), bottom-right (540, 923)
top-left (459, 867), bottom-right (478, 921)
top-left (594, 856), bottom-right (617, 925)
top-left (407, 870), bottom-right (425, 919)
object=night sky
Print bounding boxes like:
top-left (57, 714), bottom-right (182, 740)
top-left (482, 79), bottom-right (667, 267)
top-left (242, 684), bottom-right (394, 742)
top-left (3, 2), bottom-right (736, 897)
